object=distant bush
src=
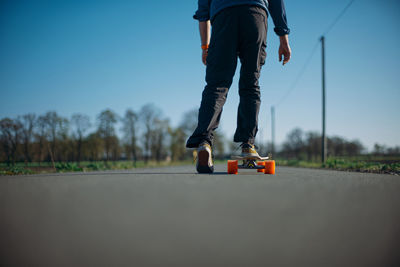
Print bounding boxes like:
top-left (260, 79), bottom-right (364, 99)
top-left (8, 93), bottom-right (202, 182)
top-left (0, 166), bottom-right (33, 175)
top-left (85, 162), bottom-right (107, 171)
top-left (55, 162), bottom-right (83, 172)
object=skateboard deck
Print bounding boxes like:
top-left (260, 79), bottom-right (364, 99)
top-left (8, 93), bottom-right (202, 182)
top-left (227, 155), bottom-right (275, 175)
top-left (232, 155), bottom-right (269, 161)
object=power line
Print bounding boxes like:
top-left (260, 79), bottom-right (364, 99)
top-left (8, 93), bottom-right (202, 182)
top-left (275, 40), bottom-right (319, 108)
top-left (274, 0), bottom-right (356, 108)
top-left (323, 0), bottom-right (356, 36)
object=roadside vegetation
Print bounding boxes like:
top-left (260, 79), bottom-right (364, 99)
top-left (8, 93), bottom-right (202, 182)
top-left (2, 158), bottom-right (398, 176)
top-left (0, 160), bottom-right (196, 175)
top-left (277, 157), bottom-right (400, 175)
top-left (273, 128), bottom-right (400, 175)
top-left (1, 105), bottom-right (399, 175)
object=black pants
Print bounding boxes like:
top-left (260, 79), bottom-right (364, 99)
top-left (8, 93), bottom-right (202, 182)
top-left (186, 5), bottom-right (268, 148)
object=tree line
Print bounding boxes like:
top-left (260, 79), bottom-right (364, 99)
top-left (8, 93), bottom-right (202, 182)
top-left (274, 128), bottom-right (399, 160)
top-left (0, 104), bottom-right (225, 166)
top-left (1, 104), bottom-right (398, 166)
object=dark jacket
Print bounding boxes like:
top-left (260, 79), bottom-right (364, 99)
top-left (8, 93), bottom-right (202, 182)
top-left (193, 0), bottom-right (290, 36)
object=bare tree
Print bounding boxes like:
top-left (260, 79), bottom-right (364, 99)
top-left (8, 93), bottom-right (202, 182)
top-left (86, 132), bottom-right (103, 161)
top-left (122, 109), bottom-right (139, 166)
top-left (168, 126), bottom-right (186, 161)
top-left (139, 104), bottom-right (161, 164)
top-left (110, 136), bottom-right (120, 161)
top-left (0, 118), bottom-right (22, 165)
top-left (373, 143), bottom-right (386, 156)
top-left (305, 132), bottom-right (321, 161)
top-left (150, 118), bottom-right (169, 162)
top-left (97, 109), bottom-right (118, 162)
top-left (213, 130), bottom-right (226, 159)
top-left (179, 108), bottom-right (200, 159)
top-left (179, 108), bottom-right (198, 137)
top-left (18, 114), bottom-right (36, 163)
top-left (281, 128), bottom-right (305, 160)
top-left (71, 113), bottom-right (91, 164)
top-left (35, 115), bottom-right (48, 165)
top-left (386, 146), bottom-right (400, 156)
top-left (346, 140), bottom-right (364, 157)
top-left (42, 111), bottom-right (69, 164)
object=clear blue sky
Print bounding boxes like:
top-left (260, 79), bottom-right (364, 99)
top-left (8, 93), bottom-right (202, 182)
top-left (1, 0), bottom-right (399, 150)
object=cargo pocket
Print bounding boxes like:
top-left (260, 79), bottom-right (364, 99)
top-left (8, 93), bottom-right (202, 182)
top-left (259, 15), bottom-right (268, 67)
top-left (259, 42), bottom-right (267, 66)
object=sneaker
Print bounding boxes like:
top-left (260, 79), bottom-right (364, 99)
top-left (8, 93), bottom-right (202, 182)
top-left (196, 141), bottom-right (214, 173)
top-left (241, 143), bottom-right (261, 158)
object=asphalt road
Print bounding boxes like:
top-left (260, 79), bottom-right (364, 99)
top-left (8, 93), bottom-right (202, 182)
top-left (1, 164), bottom-right (399, 266)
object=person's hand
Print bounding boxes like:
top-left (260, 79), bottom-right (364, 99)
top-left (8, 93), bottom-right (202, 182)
top-left (279, 35), bottom-right (291, 65)
top-left (202, 49), bottom-right (208, 65)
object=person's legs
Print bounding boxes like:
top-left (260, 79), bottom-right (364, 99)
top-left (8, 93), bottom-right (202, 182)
top-left (234, 6), bottom-right (267, 145)
top-left (186, 7), bottom-right (239, 148)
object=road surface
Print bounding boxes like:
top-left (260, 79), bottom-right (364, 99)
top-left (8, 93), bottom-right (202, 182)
top-left (1, 164), bottom-right (399, 266)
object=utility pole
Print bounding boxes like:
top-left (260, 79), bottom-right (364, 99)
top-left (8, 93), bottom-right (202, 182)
top-left (271, 106), bottom-right (275, 156)
top-left (320, 36), bottom-right (327, 163)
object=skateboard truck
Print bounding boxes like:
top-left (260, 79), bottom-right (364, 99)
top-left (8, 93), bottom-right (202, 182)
top-left (239, 159), bottom-right (264, 169)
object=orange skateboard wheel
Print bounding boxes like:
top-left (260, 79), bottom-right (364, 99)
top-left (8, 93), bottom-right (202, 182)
top-left (257, 161), bottom-right (265, 172)
top-left (264, 160), bottom-right (275, 175)
top-left (227, 160), bottom-right (238, 174)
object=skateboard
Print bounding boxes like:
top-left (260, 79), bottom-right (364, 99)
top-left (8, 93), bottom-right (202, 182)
top-left (227, 155), bottom-right (275, 175)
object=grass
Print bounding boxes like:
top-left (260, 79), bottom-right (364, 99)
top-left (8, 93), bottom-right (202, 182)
top-left (0, 160), bottom-right (196, 175)
top-left (277, 157), bottom-right (400, 175)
